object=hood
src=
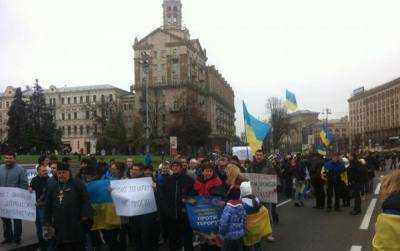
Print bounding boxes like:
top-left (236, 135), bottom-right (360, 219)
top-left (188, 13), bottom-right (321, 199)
top-left (382, 192), bottom-right (400, 214)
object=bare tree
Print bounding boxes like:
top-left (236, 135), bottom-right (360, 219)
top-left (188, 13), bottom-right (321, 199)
top-left (265, 97), bottom-right (289, 152)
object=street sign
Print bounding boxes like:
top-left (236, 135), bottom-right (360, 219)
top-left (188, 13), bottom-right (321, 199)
top-left (170, 136), bottom-right (178, 156)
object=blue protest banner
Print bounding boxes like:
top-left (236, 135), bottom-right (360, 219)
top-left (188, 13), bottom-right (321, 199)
top-left (185, 196), bottom-right (223, 234)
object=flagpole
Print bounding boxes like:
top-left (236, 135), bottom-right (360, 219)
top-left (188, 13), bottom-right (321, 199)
top-left (242, 101), bottom-right (250, 160)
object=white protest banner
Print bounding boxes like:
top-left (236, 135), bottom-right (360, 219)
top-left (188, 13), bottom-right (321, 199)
top-left (0, 187), bottom-right (36, 221)
top-left (110, 177), bottom-right (157, 216)
top-left (243, 173), bottom-right (278, 204)
top-left (232, 146), bottom-right (253, 161)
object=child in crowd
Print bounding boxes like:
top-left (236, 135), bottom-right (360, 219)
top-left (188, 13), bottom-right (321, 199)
top-left (373, 170), bottom-right (400, 250)
top-left (240, 181), bottom-right (272, 251)
top-left (219, 168), bottom-right (246, 251)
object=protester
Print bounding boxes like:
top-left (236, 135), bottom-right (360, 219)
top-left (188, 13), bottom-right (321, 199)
top-left (160, 160), bottom-right (195, 251)
top-left (219, 178), bottom-right (246, 251)
top-left (127, 163), bottom-right (158, 251)
top-left (347, 153), bottom-right (365, 215)
top-left (241, 181), bottom-right (272, 251)
top-left (372, 170), bottom-right (400, 250)
top-left (291, 157), bottom-right (307, 207)
top-left (44, 162), bottom-right (93, 250)
top-left (76, 158), bottom-right (89, 180)
top-left (30, 161), bottom-right (50, 250)
top-left (0, 150), bottom-right (28, 246)
top-left (322, 152), bottom-right (345, 212)
top-left (309, 154), bottom-right (326, 209)
top-left (225, 163), bottom-right (246, 201)
top-left (194, 162), bottom-right (225, 197)
top-left (217, 157), bottom-right (229, 182)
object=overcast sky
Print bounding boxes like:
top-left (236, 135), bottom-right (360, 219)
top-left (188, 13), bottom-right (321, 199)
top-left (1, 0), bottom-right (400, 134)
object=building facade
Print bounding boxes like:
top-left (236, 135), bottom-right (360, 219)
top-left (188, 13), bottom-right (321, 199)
top-left (133, 0), bottom-right (235, 153)
top-left (0, 84), bottom-right (135, 154)
top-left (348, 77), bottom-right (400, 149)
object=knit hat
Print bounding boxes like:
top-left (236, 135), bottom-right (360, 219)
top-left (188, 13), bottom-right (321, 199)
top-left (240, 181), bottom-right (253, 198)
top-left (58, 162), bottom-right (70, 171)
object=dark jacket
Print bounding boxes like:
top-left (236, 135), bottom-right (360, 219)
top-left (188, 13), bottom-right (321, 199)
top-left (160, 172), bottom-right (195, 219)
top-left (30, 175), bottom-right (49, 208)
top-left (323, 160), bottom-right (345, 183)
top-left (382, 192), bottom-right (400, 215)
top-left (44, 177), bottom-right (93, 244)
top-left (348, 160), bottom-right (368, 185)
top-left (249, 159), bottom-right (267, 174)
top-left (291, 163), bottom-right (306, 181)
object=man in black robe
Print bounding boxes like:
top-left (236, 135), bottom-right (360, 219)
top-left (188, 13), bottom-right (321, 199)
top-left (44, 162), bottom-right (93, 251)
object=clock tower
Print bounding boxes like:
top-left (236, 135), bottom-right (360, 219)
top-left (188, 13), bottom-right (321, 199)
top-left (163, 0), bottom-right (182, 30)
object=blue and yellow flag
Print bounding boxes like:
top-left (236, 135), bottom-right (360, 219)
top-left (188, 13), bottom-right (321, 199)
top-left (243, 102), bottom-right (271, 153)
top-left (316, 144), bottom-right (327, 156)
top-left (285, 90), bottom-right (298, 111)
top-left (320, 125), bottom-right (333, 147)
top-left (86, 179), bottom-right (121, 230)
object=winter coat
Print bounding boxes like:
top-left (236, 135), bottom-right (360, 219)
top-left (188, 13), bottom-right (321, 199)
top-left (249, 160), bottom-right (268, 174)
top-left (382, 192), bottom-right (400, 215)
top-left (44, 177), bottom-right (93, 244)
top-left (219, 200), bottom-right (246, 240)
top-left (30, 175), bottom-right (49, 208)
top-left (194, 176), bottom-right (225, 196)
top-left (159, 172), bottom-right (195, 220)
top-left (323, 160), bottom-right (345, 183)
top-left (348, 160), bottom-right (368, 185)
top-left (0, 163), bottom-right (28, 189)
top-left (291, 163), bottom-right (306, 181)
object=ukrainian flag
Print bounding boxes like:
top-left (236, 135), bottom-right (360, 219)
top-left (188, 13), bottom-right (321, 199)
top-left (316, 144), bottom-right (327, 156)
top-left (86, 179), bottom-right (121, 230)
top-left (285, 90), bottom-right (298, 111)
top-left (243, 102), bottom-right (271, 153)
top-left (320, 125), bottom-right (333, 147)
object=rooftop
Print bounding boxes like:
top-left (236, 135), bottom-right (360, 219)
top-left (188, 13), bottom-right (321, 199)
top-left (348, 76), bottom-right (400, 102)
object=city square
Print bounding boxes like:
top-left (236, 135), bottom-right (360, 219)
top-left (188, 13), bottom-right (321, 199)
top-left (1, 0), bottom-right (400, 250)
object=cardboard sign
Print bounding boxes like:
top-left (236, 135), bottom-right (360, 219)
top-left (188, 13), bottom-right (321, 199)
top-left (110, 178), bottom-right (157, 216)
top-left (0, 187), bottom-right (36, 221)
top-left (243, 173), bottom-right (278, 203)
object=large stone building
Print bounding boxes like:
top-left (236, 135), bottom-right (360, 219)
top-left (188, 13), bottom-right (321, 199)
top-left (132, 0), bottom-right (235, 153)
top-left (0, 83), bottom-right (135, 154)
top-left (280, 110), bottom-right (349, 153)
top-left (348, 77), bottom-right (400, 148)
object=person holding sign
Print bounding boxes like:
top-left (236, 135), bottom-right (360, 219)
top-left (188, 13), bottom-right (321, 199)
top-left (0, 150), bottom-right (28, 247)
top-left (160, 160), bottom-right (195, 251)
top-left (44, 162), bottom-right (93, 251)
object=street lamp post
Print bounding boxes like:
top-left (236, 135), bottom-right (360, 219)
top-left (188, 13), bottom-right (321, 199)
top-left (141, 52), bottom-right (151, 153)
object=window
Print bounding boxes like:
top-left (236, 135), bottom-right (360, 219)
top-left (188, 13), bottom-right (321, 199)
top-left (109, 94), bottom-right (113, 102)
top-left (86, 111), bottom-right (90, 119)
top-left (74, 126), bottom-right (77, 134)
top-left (80, 125), bottom-right (83, 135)
top-left (74, 112), bottom-right (77, 119)
top-left (62, 113), bottom-right (65, 120)
top-left (67, 126), bottom-right (71, 135)
top-left (93, 95), bottom-right (97, 102)
top-left (67, 97), bottom-right (71, 104)
top-left (74, 97), bottom-right (77, 104)
top-left (93, 110), bottom-right (97, 117)
top-left (86, 125), bottom-right (90, 135)
top-left (101, 95), bottom-right (105, 102)
top-left (6, 102), bottom-right (9, 108)
top-left (60, 127), bottom-right (64, 136)
top-left (80, 96), bottom-right (83, 103)
top-left (86, 96), bottom-right (89, 103)
top-left (68, 113), bottom-right (71, 120)
top-left (62, 98), bottom-right (65, 104)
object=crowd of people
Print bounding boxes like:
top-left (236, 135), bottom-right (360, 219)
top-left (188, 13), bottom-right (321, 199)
top-left (0, 149), bottom-right (399, 251)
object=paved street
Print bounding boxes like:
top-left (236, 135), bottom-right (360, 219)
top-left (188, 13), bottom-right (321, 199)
top-left (0, 171), bottom-right (386, 251)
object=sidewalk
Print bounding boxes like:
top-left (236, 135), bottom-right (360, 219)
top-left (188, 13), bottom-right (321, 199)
top-left (0, 221), bottom-right (38, 251)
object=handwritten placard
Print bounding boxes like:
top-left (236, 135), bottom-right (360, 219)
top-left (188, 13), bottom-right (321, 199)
top-left (0, 187), bottom-right (36, 221)
top-left (110, 178), bottom-right (157, 216)
top-left (243, 173), bottom-right (278, 203)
